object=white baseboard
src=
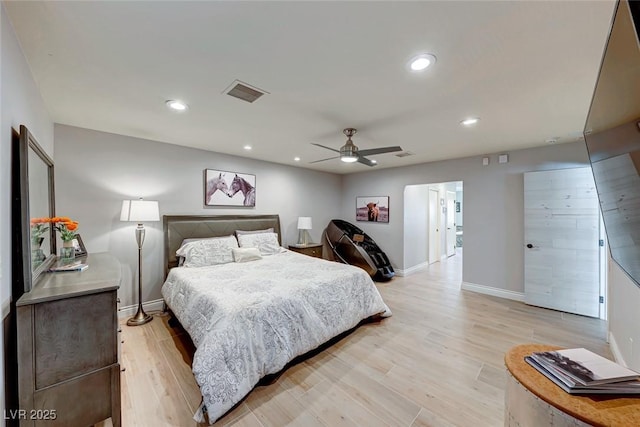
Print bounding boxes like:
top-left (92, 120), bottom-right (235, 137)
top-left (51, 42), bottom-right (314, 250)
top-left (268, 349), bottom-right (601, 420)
top-left (1, 296), bottom-right (10, 320)
top-left (118, 298), bottom-right (165, 319)
top-left (608, 332), bottom-right (628, 368)
top-left (461, 281), bottom-right (525, 302)
top-left (396, 261), bottom-right (429, 277)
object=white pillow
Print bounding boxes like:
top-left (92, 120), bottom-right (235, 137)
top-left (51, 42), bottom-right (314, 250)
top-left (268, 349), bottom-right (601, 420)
top-left (177, 235), bottom-right (239, 267)
top-left (232, 247), bottom-right (262, 263)
top-left (176, 237), bottom-right (218, 266)
top-left (237, 232), bottom-right (283, 256)
top-left (235, 228), bottom-right (274, 236)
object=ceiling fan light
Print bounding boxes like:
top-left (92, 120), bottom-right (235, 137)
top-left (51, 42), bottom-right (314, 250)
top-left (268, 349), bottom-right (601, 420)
top-left (340, 143), bottom-right (358, 163)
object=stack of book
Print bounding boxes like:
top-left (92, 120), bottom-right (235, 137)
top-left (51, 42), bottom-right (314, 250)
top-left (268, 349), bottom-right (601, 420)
top-left (48, 261), bottom-right (89, 272)
top-left (525, 348), bottom-right (640, 395)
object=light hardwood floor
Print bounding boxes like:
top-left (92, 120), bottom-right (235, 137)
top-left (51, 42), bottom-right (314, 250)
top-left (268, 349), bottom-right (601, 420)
top-left (102, 250), bottom-right (610, 426)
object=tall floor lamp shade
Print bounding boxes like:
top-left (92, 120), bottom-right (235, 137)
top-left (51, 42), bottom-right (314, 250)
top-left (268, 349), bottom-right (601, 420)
top-left (120, 199), bottom-right (159, 326)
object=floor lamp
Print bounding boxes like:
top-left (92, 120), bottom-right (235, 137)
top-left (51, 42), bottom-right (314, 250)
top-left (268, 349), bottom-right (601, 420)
top-left (120, 198), bottom-right (159, 326)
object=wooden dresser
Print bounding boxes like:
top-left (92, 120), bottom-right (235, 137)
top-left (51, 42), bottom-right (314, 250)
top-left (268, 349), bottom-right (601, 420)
top-left (288, 243), bottom-right (323, 258)
top-left (16, 252), bottom-right (122, 427)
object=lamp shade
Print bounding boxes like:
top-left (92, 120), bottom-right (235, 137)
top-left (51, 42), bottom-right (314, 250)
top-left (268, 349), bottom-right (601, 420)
top-left (297, 217), bottom-right (312, 230)
top-left (120, 199), bottom-right (160, 222)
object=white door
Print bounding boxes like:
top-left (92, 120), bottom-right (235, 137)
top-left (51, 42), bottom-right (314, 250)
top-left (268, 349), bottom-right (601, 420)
top-left (428, 189), bottom-right (440, 264)
top-left (446, 191), bottom-right (456, 257)
top-left (524, 167), bottom-right (600, 317)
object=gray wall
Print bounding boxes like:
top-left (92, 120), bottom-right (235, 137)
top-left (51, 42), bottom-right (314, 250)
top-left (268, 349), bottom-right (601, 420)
top-left (1, 6), bottom-right (55, 424)
top-left (1, 4), bottom-right (54, 311)
top-left (341, 141), bottom-right (591, 293)
top-left (54, 125), bottom-right (342, 307)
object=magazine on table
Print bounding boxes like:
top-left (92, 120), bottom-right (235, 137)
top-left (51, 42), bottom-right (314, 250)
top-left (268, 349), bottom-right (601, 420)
top-left (525, 356), bottom-right (640, 395)
top-left (48, 260), bottom-right (89, 272)
top-left (530, 348), bottom-right (640, 386)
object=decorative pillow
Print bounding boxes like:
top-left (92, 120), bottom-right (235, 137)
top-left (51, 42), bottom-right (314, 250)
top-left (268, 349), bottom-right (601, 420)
top-left (177, 235), bottom-right (239, 267)
top-left (237, 232), bottom-right (283, 256)
top-left (232, 247), bottom-right (262, 263)
top-left (235, 228), bottom-right (274, 236)
top-left (176, 237), bottom-right (218, 266)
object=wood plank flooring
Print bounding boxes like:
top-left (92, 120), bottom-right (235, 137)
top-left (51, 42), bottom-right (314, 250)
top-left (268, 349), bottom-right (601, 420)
top-left (100, 250), bottom-right (610, 426)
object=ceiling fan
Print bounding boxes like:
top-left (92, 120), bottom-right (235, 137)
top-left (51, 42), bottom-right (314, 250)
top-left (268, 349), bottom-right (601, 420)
top-left (310, 128), bottom-right (403, 167)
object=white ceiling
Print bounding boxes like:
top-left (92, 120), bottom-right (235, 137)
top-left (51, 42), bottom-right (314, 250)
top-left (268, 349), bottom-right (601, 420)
top-left (5, 1), bottom-right (617, 174)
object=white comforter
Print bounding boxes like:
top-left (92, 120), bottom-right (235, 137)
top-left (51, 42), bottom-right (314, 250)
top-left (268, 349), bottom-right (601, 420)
top-left (161, 250), bottom-right (391, 423)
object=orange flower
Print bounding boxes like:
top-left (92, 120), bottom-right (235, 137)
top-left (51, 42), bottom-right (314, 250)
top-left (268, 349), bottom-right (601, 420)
top-left (65, 222), bottom-right (78, 231)
top-left (30, 217), bottom-right (51, 224)
top-left (50, 217), bottom-right (62, 223)
top-left (58, 216), bottom-right (72, 223)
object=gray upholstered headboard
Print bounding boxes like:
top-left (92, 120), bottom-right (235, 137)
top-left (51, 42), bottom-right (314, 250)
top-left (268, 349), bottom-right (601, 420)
top-left (163, 214), bottom-right (282, 276)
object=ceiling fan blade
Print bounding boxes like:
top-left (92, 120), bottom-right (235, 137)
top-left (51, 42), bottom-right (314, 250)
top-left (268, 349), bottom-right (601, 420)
top-left (311, 143), bottom-right (340, 153)
top-left (357, 156), bottom-right (377, 167)
top-left (357, 146), bottom-right (403, 156)
top-left (309, 156), bottom-right (340, 164)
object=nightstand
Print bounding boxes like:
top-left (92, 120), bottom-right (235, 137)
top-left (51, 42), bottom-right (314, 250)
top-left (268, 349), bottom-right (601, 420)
top-left (289, 243), bottom-right (323, 258)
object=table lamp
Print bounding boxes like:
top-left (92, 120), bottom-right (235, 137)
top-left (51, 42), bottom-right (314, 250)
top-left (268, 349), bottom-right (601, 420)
top-left (120, 198), bottom-right (159, 326)
top-left (297, 217), bottom-right (312, 246)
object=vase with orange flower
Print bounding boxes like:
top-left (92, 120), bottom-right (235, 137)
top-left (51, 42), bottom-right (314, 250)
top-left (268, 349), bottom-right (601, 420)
top-left (52, 217), bottom-right (79, 263)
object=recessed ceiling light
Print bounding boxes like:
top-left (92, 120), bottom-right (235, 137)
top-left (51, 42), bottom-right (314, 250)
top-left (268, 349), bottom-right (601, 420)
top-left (294, 157), bottom-right (301, 162)
top-left (165, 100), bottom-right (188, 111)
top-left (371, 159), bottom-right (377, 164)
top-left (408, 53), bottom-right (437, 71)
top-left (243, 145), bottom-right (252, 151)
top-left (460, 117), bottom-right (480, 127)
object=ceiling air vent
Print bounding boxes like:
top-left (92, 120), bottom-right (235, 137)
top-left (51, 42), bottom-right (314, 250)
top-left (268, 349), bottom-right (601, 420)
top-left (223, 80), bottom-right (269, 103)
top-left (395, 151), bottom-right (414, 158)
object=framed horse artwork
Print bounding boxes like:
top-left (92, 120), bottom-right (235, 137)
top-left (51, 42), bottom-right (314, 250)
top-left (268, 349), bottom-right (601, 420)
top-left (204, 169), bottom-right (256, 207)
top-left (356, 196), bottom-right (389, 223)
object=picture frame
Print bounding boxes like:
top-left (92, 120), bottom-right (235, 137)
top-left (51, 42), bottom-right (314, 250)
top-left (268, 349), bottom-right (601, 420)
top-left (356, 196), bottom-right (389, 223)
top-left (204, 169), bottom-right (256, 207)
top-left (72, 234), bottom-right (87, 258)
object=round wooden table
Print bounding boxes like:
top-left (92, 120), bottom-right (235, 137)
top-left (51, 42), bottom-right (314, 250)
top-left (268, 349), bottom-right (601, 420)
top-left (504, 344), bottom-right (640, 427)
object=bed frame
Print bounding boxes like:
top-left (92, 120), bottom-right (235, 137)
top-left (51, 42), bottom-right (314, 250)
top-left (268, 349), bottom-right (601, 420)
top-left (163, 214), bottom-right (282, 277)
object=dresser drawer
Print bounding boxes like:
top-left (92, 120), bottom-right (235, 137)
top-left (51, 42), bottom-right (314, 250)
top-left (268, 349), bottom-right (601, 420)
top-left (34, 291), bottom-right (117, 389)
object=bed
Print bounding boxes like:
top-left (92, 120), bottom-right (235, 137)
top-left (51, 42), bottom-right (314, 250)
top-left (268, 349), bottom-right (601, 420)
top-left (160, 215), bottom-right (391, 423)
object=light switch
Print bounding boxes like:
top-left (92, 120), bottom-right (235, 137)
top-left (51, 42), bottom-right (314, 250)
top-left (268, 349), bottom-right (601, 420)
top-left (498, 154), bottom-right (509, 164)
top-left (482, 157), bottom-right (489, 166)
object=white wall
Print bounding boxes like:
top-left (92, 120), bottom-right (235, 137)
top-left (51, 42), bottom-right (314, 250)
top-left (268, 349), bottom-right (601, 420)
top-left (609, 261), bottom-right (640, 371)
top-left (456, 189), bottom-right (463, 227)
top-left (342, 141), bottom-right (591, 293)
top-left (403, 184), bottom-right (429, 271)
top-left (1, 4), bottom-right (54, 424)
top-left (54, 125), bottom-right (343, 308)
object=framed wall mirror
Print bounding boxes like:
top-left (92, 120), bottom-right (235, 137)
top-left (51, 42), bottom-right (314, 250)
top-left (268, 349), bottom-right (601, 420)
top-left (12, 125), bottom-right (56, 294)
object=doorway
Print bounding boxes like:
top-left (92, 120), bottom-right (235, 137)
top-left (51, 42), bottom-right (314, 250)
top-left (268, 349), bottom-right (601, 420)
top-left (403, 181), bottom-right (463, 275)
